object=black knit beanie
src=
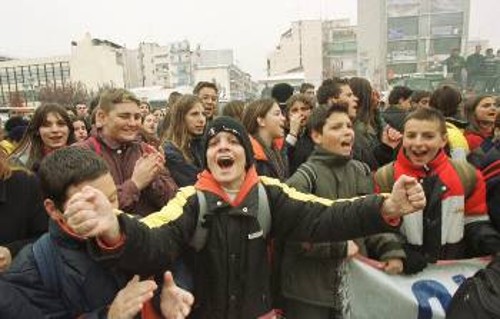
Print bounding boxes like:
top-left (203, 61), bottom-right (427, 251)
top-left (203, 116), bottom-right (254, 170)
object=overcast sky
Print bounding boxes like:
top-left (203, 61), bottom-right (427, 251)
top-left (1, 0), bottom-right (498, 80)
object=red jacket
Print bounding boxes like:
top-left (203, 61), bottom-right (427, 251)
top-left (375, 149), bottom-right (498, 259)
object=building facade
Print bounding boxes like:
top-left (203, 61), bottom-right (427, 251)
top-left (0, 33), bottom-right (126, 106)
top-left (357, 0), bottom-right (470, 88)
top-left (0, 55), bottom-right (71, 106)
top-left (322, 19), bottom-right (358, 78)
top-left (70, 33), bottom-right (126, 90)
top-left (195, 64), bottom-right (257, 101)
top-left (267, 19), bottom-right (357, 86)
top-left (128, 41), bottom-right (201, 89)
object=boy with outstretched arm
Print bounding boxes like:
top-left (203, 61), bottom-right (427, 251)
top-left (65, 116), bottom-right (426, 319)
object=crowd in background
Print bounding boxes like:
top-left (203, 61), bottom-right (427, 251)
top-left (0, 75), bottom-right (499, 318)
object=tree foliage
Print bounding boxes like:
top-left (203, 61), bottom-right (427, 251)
top-left (8, 91), bottom-right (25, 108)
top-left (38, 82), bottom-right (90, 108)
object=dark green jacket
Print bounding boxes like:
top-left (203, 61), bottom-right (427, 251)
top-left (282, 147), bottom-right (405, 308)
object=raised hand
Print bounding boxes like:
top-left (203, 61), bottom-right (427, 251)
top-left (381, 125), bottom-right (402, 149)
top-left (107, 275), bottom-right (157, 319)
top-left (64, 186), bottom-right (121, 243)
top-left (288, 112), bottom-right (304, 138)
top-left (383, 258), bottom-right (404, 275)
top-left (160, 271), bottom-right (194, 319)
top-left (347, 240), bottom-right (359, 258)
top-left (131, 153), bottom-right (164, 190)
top-left (382, 175), bottom-right (426, 218)
top-left (0, 246), bottom-right (12, 272)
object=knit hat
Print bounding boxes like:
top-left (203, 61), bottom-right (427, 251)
top-left (4, 116), bottom-right (28, 133)
top-left (203, 116), bottom-right (254, 170)
top-left (4, 116), bottom-right (29, 142)
top-left (8, 125), bottom-right (27, 142)
top-left (271, 83), bottom-right (294, 110)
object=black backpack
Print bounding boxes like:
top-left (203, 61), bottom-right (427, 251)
top-left (447, 255), bottom-right (500, 318)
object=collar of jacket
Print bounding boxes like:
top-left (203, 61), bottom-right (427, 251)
top-left (466, 122), bottom-right (494, 139)
top-left (397, 148), bottom-right (449, 178)
top-left (48, 219), bottom-right (87, 249)
top-left (95, 129), bottom-right (139, 150)
top-left (195, 165), bottom-right (260, 207)
top-left (446, 117), bottom-right (468, 131)
top-left (250, 135), bottom-right (284, 161)
top-left (310, 146), bottom-right (351, 167)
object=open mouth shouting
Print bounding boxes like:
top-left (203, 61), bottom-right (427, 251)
top-left (216, 155), bottom-right (235, 171)
top-left (408, 148), bottom-right (433, 165)
top-left (340, 140), bottom-right (352, 148)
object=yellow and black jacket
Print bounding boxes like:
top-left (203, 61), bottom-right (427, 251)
top-left (91, 166), bottom-right (398, 319)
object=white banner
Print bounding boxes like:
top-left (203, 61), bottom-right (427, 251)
top-left (348, 256), bottom-right (489, 319)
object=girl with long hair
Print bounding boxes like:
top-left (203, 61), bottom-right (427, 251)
top-left (464, 95), bottom-right (498, 152)
top-left (161, 94), bottom-right (206, 186)
top-left (10, 103), bottom-right (75, 172)
top-left (242, 98), bottom-right (288, 180)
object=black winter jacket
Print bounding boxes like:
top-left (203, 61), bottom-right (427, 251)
top-left (0, 170), bottom-right (47, 257)
top-left (88, 167), bottom-right (398, 319)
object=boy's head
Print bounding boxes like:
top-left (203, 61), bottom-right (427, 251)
top-left (299, 83), bottom-right (315, 100)
top-left (429, 85), bottom-right (462, 117)
top-left (388, 86), bottom-right (413, 110)
top-left (97, 88), bottom-right (142, 143)
top-left (317, 77), bottom-right (358, 120)
top-left (285, 94), bottom-right (314, 128)
top-left (271, 83), bottom-right (295, 110)
top-left (402, 108), bottom-right (447, 166)
top-left (38, 147), bottom-right (117, 223)
top-left (193, 81), bottom-right (219, 119)
top-left (203, 116), bottom-right (254, 190)
top-left (308, 104), bottom-right (354, 157)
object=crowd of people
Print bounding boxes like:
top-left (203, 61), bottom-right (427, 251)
top-left (444, 45), bottom-right (500, 91)
top-left (0, 76), bottom-right (498, 318)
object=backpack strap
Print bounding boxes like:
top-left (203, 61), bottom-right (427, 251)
top-left (189, 190), bottom-right (209, 252)
top-left (296, 162), bottom-right (318, 193)
top-left (374, 163), bottom-right (395, 193)
top-left (483, 160), bottom-right (500, 182)
top-left (257, 183), bottom-right (271, 237)
top-left (33, 234), bottom-right (92, 315)
top-left (32, 234), bottom-right (61, 294)
top-left (190, 183), bottom-right (271, 252)
top-left (351, 160), bottom-right (372, 177)
top-left (450, 160), bottom-right (477, 199)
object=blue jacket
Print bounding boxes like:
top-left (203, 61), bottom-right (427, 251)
top-left (2, 221), bottom-right (129, 319)
top-left (164, 137), bottom-right (204, 187)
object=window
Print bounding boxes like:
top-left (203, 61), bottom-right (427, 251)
top-left (388, 41), bottom-right (418, 62)
top-left (388, 16), bottom-right (419, 40)
top-left (431, 37), bottom-right (461, 55)
top-left (431, 13), bottom-right (463, 36)
top-left (431, 0), bottom-right (464, 13)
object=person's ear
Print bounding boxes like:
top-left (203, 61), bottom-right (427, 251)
top-left (44, 199), bottom-right (63, 222)
top-left (256, 116), bottom-right (266, 128)
top-left (440, 133), bottom-right (448, 149)
top-left (311, 129), bottom-right (323, 145)
top-left (327, 97), bottom-right (336, 107)
top-left (96, 109), bottom-right (107, 124)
